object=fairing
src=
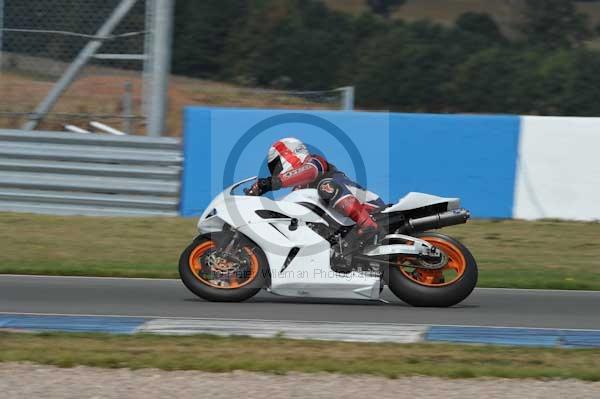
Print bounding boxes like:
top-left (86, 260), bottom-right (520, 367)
top-left (382, 192), bottom-right (460, 214)
top-left (196, 178), bottom-right (380, 300)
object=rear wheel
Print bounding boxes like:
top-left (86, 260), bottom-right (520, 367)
top-left (384, 232), bottom-right (478, 307)
top-left (179, 232), bottom-right (269, 302)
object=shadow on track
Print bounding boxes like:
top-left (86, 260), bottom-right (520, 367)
top-left (183, 295), bottom-right (479, 309)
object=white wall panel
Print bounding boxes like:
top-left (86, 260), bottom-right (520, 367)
top-left (514, 116), bottom-right (600, 220)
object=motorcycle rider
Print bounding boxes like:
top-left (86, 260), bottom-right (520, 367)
top-left (247, 137), bottom-right (384, 238)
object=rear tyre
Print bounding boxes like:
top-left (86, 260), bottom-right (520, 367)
top-left (179, 232), bottom-right (269, 302)
top-left (384, 232), bottom-right (478, 307)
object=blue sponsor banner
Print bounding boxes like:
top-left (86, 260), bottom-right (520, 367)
top-left (390, 114), bottom-right (521, 218)
top-left (181, 108), bottom-right (390, 216)
top-left (181, 108), bottom-right (521, 218)
top-left (180, 108), bottom-right (212, 216)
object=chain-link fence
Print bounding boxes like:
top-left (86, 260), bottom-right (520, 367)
top-left (0, 0), bottom-right (154, 134)
top-left (161, 78), bottom-right (353, 135)
top-left (0, 1), bottom-right (354, 136)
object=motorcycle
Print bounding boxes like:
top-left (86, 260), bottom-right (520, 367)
top-left (179, 177), bottom-right (478, 307)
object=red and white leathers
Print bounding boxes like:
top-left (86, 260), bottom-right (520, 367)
top-left (274, 154), bottom-right (329, 189)
top-left (256, 137), bottom-right (382, 236)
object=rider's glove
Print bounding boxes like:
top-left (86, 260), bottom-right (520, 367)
top-left (245, 177), bottom-right (274, 196)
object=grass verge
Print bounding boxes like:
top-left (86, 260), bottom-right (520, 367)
top-left (0, 213), bottom-right (599, 290)
top-left (0, 71), bottom-right (339, 134)
top-left (1, 332), bottom-right (599, 380)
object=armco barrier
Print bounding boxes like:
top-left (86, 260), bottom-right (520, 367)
top-left (7, 111), bottom-right (596, 220)
top-left (181, 108), bottom-right (521, 218)
top-left (181, 108), bottom-right (393, 216)
top-left (181, 108), bottom-right (600, 221)
top-left (0, 129), bottom-right (182, 216)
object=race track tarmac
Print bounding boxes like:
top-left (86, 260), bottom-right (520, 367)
top-left (1, 275), bottom-right (599, 329)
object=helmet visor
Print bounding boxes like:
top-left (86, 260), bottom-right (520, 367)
top-left (268, 158), bottom-right (283, 176)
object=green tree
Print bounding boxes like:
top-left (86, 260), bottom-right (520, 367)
top-left (172, 0), bottom-right (248, 77)
top-left (221, 0), bottom-right (354, 89)
top-left (534, 50), bottom-right (575, 114)
top-left (455, 12), bottom-right (505, 43)
top-left (353, 22), bottom-right (458, 112)
top-left (447, 47), bottom-right (543, 114)
top-left (517, 0), bottom-right (591, 48)
top-left (165, 0), bottom-right (600, 117)
top-left (365, 0), bottom-right (405, 19)
top-left (541, 49), bottom-right (600, 115)
top-left (336, 12), bottom-right (390, 84)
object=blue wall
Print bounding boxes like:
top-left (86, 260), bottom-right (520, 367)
top-left (181, 107), bottom-right (521, 218)
top-left (390, 114), bottom-right (521, 218)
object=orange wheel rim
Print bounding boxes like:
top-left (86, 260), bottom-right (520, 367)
top-left (188, 241), bottom-right (259, 289)
top-left (398, 237), bottom-right (467, 287)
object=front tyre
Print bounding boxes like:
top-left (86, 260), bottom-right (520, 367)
top-left (385, 232), bottom-right (478, 307)
top-left (179, 232), bottom-right (269, 302)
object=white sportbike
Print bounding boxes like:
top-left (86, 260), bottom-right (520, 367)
top-left (179, 177), bottom-right (478, 307)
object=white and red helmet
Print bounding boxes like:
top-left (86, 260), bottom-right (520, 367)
top-left (268, 137), bottom-right (309, 176)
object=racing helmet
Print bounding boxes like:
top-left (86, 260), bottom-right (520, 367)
top-left (267, 137), bottom-right (309, 176)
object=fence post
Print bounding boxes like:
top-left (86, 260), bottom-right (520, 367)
top-left (340, 86), bottom-right (355, 111)
top-left (0, 0), bottom-right (4, 73)
top-left (146, 0), bottom-right (174, 137)
top-left (122, 81), bottom-right (134, 135)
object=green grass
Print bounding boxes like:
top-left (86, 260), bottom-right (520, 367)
top-left (0, 213), bottom-right (194, 278)
top-left (0, 213), bottom-right (599, 290)
top-left (443, 219), bottom-right (600, 290)
top-left (1, 332), bottom-right (599, 380)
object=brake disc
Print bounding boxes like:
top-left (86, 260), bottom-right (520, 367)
top-left (415, 251), bottom-right (448, 270)
top-left (207, 254), bottom-right (238, 275)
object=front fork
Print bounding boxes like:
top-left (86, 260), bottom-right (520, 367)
top-left (222, 230), bottom-right (241, 256)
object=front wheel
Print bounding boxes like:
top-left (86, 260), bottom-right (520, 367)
top-left (179, 232), bottom-right (269, 302)
top-left (384, 232), bottom-right (478, 307)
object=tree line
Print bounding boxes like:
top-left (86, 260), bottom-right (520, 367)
top-left (172, 0), bottom-right (600, 116)
top-left (5, 0), bottom-right (600, 116)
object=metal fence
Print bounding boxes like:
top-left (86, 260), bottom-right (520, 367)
top-left (0, 129), bottom-right (181, 216)
top-left (0, 0), bottom-right (172, 136)
top-left (0, 1), bottom-right (353, 138)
